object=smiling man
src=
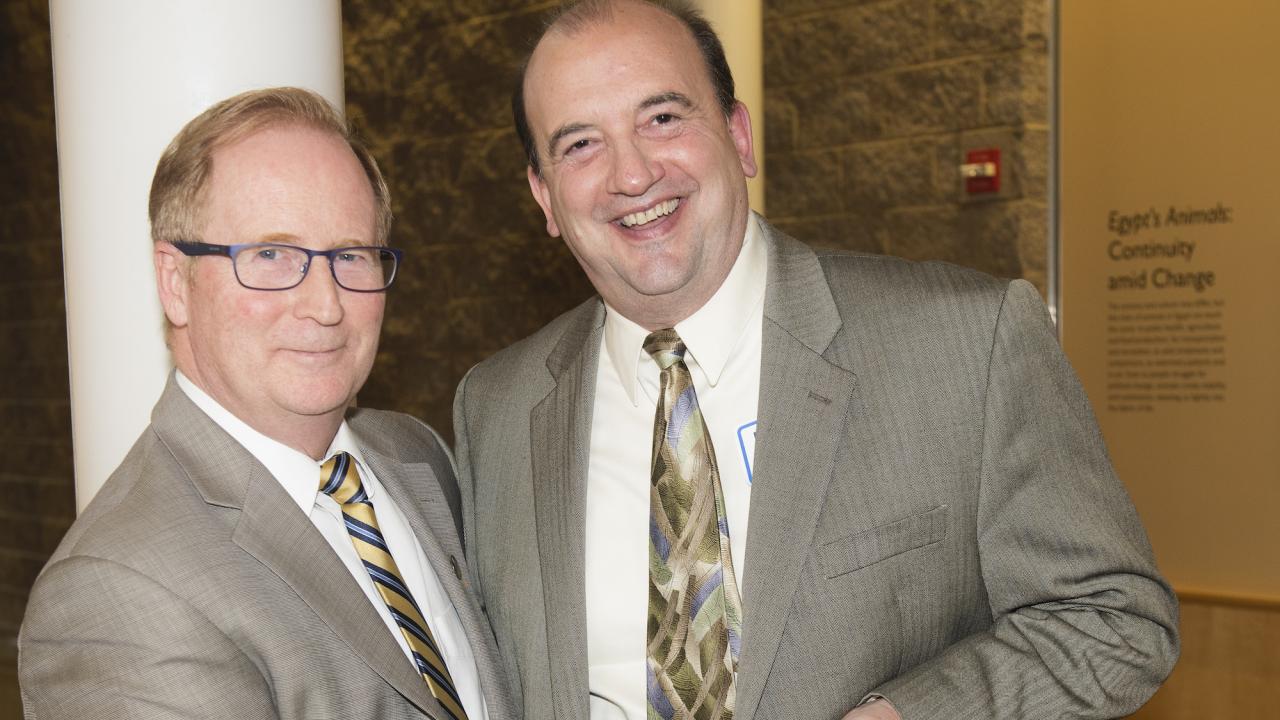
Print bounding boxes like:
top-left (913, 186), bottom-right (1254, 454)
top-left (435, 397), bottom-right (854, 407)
top-left (453, 2), bottom-right (1179, 719)
top-left (19, 88), bottom-right (513, 720)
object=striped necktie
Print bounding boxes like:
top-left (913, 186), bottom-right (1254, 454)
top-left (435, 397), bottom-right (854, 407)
top-left (320, 452), bottom-right (470, 720)
top-left (644, 329), bottom-right (744, 720)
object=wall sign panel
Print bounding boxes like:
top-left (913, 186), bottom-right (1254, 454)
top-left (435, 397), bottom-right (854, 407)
top-left (1059, 1), bottom-right (1280, 599)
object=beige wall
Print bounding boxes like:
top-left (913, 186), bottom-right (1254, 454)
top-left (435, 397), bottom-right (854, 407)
top-left (1060, 0), bottom-right (1280, 598)
top-left (1059, 1), bottom-right (1280, 716)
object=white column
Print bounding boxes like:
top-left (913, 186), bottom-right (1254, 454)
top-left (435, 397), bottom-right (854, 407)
top-left (50, 0), bottom-right (344, 511)
top-left (696, 0), bottom-right (765, 213)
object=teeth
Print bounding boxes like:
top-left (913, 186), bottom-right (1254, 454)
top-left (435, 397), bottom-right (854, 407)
top-left (620, 199), bottom-right (679, 228)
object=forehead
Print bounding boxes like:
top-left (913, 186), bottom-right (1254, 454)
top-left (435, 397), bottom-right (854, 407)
top-left (523, 4), bottom-right (710, 124)
top-left (202, 124), bottom-right (375, 238)
top-left (209, 123), bottom-right (351, 188)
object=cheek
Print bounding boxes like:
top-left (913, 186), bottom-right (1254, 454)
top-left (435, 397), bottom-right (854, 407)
top-left (552, 169), bottom-right (604, 216)
top-left (235, 296), bottom-right (290, 337)
top-left (350, 297), bottom-right (386, 344)
top-left (199, 294), bottom-right (292, 359)
top-left (363, 292), bottom-right (386, 318)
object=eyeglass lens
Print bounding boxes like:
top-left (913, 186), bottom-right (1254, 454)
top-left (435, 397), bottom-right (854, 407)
top-left (234, 245), bottom-right (396, 291)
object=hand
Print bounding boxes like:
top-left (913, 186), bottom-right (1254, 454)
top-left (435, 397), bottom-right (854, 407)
top-left (841, 698), bottom-right (902, 720)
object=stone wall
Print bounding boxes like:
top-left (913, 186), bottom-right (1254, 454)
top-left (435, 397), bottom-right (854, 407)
top-left (763, 0), bottom-right (1051, 292)
top-left (342, 0), bottom-right (595, 438)
top-left (0, 2), bottom-right (73, 713)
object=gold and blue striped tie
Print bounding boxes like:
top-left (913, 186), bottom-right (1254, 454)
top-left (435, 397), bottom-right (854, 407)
top-left (320, 452), bottom-right (470, 720)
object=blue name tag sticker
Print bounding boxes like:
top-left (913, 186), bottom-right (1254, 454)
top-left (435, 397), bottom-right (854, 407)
top-left (737, 421), bottom-right (758, 484)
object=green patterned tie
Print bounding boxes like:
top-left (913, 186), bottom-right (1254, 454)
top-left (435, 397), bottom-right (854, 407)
top-left (645, 329), bottom-right (744, 720)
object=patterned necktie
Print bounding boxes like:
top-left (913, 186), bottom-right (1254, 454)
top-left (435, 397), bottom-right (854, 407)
top-left (319, 452), bottom-right (470, 720)
top-left (644, 329), bottom-right (744, 720)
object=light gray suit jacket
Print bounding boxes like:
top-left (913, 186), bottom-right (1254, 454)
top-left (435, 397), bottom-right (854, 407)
top-left (20, 377), bottom-right (516, 720)
top-left (452, 222), bottom-right (1179, 720)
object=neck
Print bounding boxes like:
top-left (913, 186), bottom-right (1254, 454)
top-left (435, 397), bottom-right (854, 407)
top-left (612, 292), bottom-right (700, 332)
top-left (261, 415), bottom-right (343, 461)
top-left (173, 355), bottom-right (345, 461)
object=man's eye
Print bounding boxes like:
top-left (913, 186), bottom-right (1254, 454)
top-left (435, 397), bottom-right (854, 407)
top-left (335, 251), bottom-right (368, 265)
top-left (653, 113), bottom-right (675, 124)
top-left (567, 138), bottom-right (591, 153)
top-left (256, 248), bottom-right (279, 261)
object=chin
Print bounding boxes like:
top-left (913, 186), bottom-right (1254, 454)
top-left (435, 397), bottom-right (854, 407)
top-left (275, 383), bottom-right (356, 418)
top-left (627, 265), bottom-right (697, 298)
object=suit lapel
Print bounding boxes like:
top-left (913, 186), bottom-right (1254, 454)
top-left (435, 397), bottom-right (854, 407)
top-left (362, 449), bottom-right (464, 592)
top-left (151, 379), bottom-right (444, 717)
top-left (734, 224), bottom-right (859, 720)
top-left (234, 471), bottom-right (446, 716)
top-left (530, 302), bottom-right (604, 720)
top-left (364, 445), bottom-right (518, 720)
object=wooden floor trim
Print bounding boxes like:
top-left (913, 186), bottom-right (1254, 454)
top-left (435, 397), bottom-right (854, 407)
top-left (1174, 586), bottom-right (1280, 610)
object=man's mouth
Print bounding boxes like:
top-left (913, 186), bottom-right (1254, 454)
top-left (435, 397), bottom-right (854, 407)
top-left (618, 198), bottom-right (680, 228)
top-left (285, 345), bottom-right (344, 357)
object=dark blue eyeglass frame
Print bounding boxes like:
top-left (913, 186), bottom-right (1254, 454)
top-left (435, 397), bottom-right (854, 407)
top-left (170, 240), bottom-right (404, 292)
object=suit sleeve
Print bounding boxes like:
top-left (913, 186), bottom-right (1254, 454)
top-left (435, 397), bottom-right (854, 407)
top-left (873, 279), bottom-right (1180, 719)
top-left (20, 555), bottom-right (279, 720)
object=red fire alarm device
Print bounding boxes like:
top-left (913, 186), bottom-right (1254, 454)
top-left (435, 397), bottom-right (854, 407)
top-left (961, 148), bottom-right (1000, 194)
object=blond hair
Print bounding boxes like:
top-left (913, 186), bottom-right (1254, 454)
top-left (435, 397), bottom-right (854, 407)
top-left (148, 87), bottom-right (392, 246)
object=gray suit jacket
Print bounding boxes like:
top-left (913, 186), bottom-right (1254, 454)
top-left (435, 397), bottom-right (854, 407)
top-left (453, 224), bottom-right (1179, 719)
top-left (20, 377), bottom-right (516, 720)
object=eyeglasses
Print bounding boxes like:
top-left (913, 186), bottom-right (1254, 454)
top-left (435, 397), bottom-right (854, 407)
top-left (170, 241), bottom-right (404, 292)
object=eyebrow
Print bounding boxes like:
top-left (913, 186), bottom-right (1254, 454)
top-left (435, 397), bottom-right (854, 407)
top-left (543, 92), bottom-right (697, 158)
top-left (638, 91), bottom-right (694, 112)
top-left (257, 232), bottom-right (302, 244)
top-left (546, 122), bottom-right (594, 159)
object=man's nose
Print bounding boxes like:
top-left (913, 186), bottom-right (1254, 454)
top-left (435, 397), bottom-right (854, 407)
top-left (607, 138), bottom-right (663, 196)
top-left (293, 258), bottom-right (345, 324)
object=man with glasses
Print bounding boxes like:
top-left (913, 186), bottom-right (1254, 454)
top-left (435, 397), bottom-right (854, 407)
top-left (19, 88), bottom-right (513, 720)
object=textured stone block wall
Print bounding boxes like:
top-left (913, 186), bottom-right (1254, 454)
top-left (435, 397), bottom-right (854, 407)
top-left (342, 0), bottom-right (596, 439)
top-left (764, 0), bottom-right (1051, 292)
top-left (0, 1), bottom-right (74, 713)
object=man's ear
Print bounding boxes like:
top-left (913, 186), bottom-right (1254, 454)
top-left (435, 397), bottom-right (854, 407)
top-left (154, 243), bottom-right (191, 328)
top-left (527, 165), bottom-right (562, 238)
top-left (728, 101), bottom-right (758, 179)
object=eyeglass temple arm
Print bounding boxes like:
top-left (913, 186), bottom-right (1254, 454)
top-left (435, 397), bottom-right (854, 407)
top-left (170, 240), bottom-right (233, 258)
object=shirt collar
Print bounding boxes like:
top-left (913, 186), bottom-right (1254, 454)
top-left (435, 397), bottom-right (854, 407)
top-left (174, 370), bottom-right (373, 516)
top-left (603, 214), bottom-right (768, 405)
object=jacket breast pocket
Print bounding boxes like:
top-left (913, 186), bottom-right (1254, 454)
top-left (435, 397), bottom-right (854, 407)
top-left (819, 505), bottom-right (948, 579)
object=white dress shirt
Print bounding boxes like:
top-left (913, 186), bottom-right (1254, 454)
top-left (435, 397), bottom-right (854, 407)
top-left (175, 372), bottom-right (489, 719)
top-left (584, 217), bottom-right (767, 719)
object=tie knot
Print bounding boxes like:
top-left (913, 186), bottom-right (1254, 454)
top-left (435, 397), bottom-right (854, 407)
top-left (319, 451), bottom-right (366, 505)
top-left (643, 328), bottom-right (686, 370)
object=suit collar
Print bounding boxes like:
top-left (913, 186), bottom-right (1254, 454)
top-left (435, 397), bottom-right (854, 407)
top-left (151, 375), bottom-right (251, 510)
top-left (545, 299), bottom-right (607, 380)
top-left (759, 214), bottom-right (843, 355)
top-left (150, 377), bottom-right (452, 718)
